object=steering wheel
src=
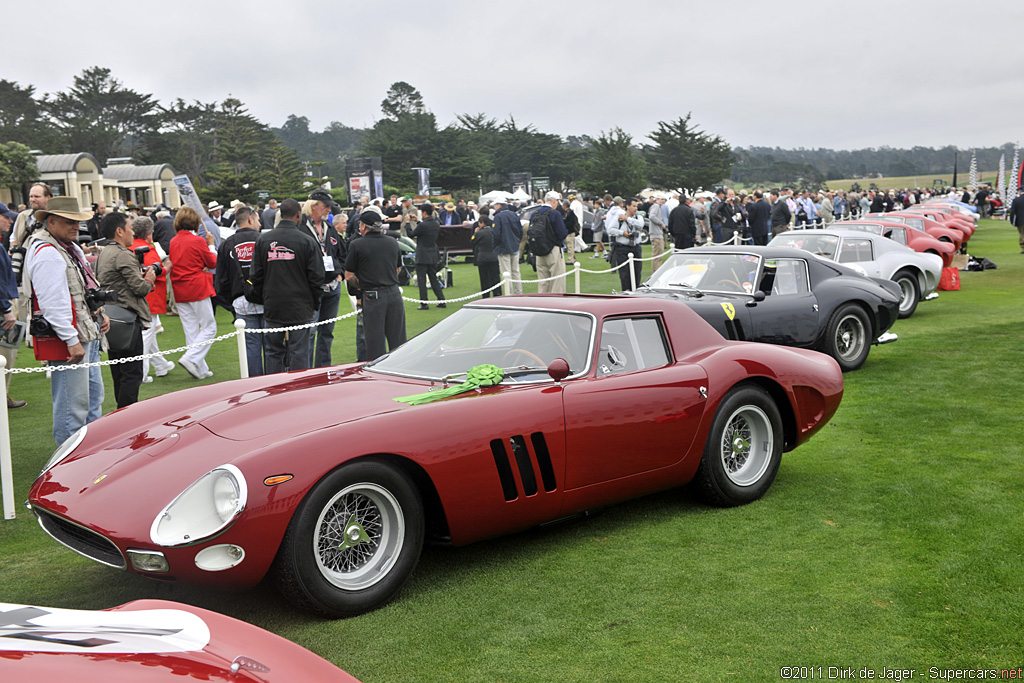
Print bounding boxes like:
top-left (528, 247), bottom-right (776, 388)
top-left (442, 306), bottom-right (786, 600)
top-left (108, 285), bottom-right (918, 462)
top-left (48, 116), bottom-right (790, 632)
top-left (713, 278), bottom-right (744, 292)
top-left (502, 348), bottom-right (545, 367)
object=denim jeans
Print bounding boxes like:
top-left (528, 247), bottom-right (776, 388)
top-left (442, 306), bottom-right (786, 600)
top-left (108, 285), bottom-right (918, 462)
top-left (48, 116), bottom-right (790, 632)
top-left (309, 285), bottom-right (341, 368)
top-left (264, 323), bottom-right (312, 375)
top-left (49, 340), bottom-right (103, 445)
top-left (236, 313), bottom-right (266, 377)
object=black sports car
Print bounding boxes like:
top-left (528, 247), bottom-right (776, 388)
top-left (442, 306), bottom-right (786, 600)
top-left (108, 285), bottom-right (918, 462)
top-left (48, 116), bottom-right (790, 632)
top-left (626, 246), bottom-right (901, 371)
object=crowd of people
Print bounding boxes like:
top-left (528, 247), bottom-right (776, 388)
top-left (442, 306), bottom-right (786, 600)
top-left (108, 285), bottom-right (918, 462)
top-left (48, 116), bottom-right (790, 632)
top-left (0, 177), bottom-right (1011, 446)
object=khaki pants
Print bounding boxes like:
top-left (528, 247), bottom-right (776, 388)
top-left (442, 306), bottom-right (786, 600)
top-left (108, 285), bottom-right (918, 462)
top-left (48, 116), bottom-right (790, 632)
top-left (1, 299), bottom-right (20, 391)
top-left (650, 237), bottom-right (666, 271)
top-left (536, 248), bottom-right (566, 293)
top-left (564, 234), bottom-right (576, 264)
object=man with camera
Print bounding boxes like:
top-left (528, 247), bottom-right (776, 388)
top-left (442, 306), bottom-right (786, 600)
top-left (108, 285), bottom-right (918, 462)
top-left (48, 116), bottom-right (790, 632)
top-left (24, 196), bottom-right (111, 445)
top-left (606, 197), bottom-right (645, 291)
top-left (95, 213), bottom-right (157, 408)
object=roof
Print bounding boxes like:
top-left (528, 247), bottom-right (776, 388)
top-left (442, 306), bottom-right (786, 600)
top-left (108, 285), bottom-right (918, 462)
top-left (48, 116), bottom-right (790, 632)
top-left (102, 164), bottom-right (175, 182)
top-left (36, 153), bottom-right (101, 174)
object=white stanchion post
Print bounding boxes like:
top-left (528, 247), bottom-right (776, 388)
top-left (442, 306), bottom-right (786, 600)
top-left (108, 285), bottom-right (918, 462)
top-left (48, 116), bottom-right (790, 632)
top-left (502, 271), bottom-right (511, 296)
top-left (0, 356), bottom-right (14, 520)
top-left (628, 252), bottom-right (637, 291)
top-left (574, 262), bottom-right (581, 294)
top-left (732, 231), bottom-right (740, 245)
top-left (234, 318), bottom-right (249, 379)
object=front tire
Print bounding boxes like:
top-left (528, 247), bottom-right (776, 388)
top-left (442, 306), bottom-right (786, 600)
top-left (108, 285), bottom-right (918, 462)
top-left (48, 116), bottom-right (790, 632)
top-left (694, 385), bottom-right (783, 507)
top-left (893, 270), bottom-right (920, 319)
top-left (824, 303), bottom-right (871, 372)
top-left (273, 459), bottom-right (424, 618)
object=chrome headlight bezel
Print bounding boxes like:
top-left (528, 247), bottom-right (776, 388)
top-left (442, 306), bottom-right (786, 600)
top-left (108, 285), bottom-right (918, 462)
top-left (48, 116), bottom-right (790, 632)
top-left (150, 464), bottom-right (248, 547)
top-left (42, 426), bottom-right (88, 474)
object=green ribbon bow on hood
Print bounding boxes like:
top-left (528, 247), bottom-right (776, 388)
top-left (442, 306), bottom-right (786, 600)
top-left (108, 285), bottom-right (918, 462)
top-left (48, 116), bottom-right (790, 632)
top-left (393, 364), bottom-right (504, 406)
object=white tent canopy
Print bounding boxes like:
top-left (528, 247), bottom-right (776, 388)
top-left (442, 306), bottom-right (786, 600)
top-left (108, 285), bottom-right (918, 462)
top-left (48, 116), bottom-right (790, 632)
top-left (478, 189), bottom-right (515, 205)
top-left (510, 188), bottom-right (531, 201)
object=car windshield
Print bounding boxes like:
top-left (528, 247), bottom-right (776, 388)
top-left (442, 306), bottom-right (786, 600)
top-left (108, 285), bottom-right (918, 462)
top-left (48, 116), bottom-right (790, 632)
top-left (646, 252), bottom-right (762, 294)
top-left (771, 233), bottom-right (840, 259)
top-left (366, 306), bottom-right (594, 382)
top-left (838, 223), bottom-right (883, 235)
top-left (882, 215), bottom-right (906, 224)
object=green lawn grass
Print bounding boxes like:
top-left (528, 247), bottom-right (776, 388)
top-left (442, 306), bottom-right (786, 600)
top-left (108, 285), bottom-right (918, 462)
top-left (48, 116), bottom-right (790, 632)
top-left (1, 221), bottom-right (1022, 681)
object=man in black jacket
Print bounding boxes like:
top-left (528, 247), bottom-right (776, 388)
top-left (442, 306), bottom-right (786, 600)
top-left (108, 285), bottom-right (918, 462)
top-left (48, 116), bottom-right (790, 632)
top-left (769, 189), bottom-right (792, 238)
top-left (215, 206), bottom-right (266, 376)
top-left (746, 191), bottom-right (772, 245)
top-left (409, 203), bottom-right (445, 309)
top-left (1008, 186), bottom-right (1024, 254)
top-left (345, 212), bottom-right (406, 361)
top-left (668, 195), bottom-right (697, 249)
top-left (247, 198), bottom-right (325, 374)
top-left (304, 189), bottom-right (348, 367)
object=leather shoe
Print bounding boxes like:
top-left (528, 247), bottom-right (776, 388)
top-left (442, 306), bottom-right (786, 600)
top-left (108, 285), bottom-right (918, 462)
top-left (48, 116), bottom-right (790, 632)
top-left (437, 303), bottom-right (446, 308)
top-left (7, 397), bottom-right (26, 409)
top-left (416, 305), bottom-right (429, 310)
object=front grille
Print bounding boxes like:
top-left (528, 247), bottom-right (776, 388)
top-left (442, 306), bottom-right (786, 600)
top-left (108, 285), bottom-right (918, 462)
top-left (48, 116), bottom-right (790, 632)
top-left (35, 508), bottom-right (127, 569)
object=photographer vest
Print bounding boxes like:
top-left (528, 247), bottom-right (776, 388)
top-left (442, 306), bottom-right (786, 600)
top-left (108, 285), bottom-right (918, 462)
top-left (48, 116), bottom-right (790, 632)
top-left (28, 230), bottom-right (101, 345)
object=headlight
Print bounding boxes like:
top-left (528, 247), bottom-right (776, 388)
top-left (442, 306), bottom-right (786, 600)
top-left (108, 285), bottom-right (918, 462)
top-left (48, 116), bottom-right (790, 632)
top-left (42, 426), bottom-right (88, 474)
top-left (150, 464), bottom-right (247, 547)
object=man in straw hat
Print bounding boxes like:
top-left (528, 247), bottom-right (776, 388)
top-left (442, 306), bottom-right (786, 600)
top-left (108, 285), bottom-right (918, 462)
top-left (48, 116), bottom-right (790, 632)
top-left (24, 196), bottom-right (111, 445)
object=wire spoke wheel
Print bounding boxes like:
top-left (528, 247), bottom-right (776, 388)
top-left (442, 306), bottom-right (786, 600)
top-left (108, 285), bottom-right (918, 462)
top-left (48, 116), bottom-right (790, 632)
top-left (314, 483), bottom-right (405, 591)
top-left (694, 385), bottom-right (784, 507)
top-left (720, 405), bottom-right (773, 487)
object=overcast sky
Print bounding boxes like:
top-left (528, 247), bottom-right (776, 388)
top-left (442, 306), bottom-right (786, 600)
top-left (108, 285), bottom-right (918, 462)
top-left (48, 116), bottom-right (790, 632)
top-left (6, 0), bottom-right (1022, 152)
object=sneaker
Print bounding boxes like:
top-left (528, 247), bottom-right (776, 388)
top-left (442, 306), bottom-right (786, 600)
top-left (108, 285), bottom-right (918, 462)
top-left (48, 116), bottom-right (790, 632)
top-left (7, 397), bottom-right (26, 409)
top-left (179, 358), bottom-right (202, 379)
top-left (202, 371), bottom-right (214, 379)
top-left (142, 376), bottom-right (154, 384)
top-left (155, 361), bottom-right (175, 377)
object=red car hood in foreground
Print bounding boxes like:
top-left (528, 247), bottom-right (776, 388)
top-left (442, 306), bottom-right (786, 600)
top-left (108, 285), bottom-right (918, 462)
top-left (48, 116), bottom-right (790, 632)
top-left (0, 600), bottom-right (358, 681)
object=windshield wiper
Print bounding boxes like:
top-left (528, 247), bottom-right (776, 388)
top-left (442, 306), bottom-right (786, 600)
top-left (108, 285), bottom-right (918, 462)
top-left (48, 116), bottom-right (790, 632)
top-left (500, 365), bottom-right (549, 382)
top-left (667, 282), bottom-right (704, 297)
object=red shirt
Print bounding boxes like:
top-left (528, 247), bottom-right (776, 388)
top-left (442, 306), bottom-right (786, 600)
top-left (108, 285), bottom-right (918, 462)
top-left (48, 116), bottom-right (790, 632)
top-left (169, 231), bottom-right (216, 303)
top-left (132, 238), bottom-right (168, 314)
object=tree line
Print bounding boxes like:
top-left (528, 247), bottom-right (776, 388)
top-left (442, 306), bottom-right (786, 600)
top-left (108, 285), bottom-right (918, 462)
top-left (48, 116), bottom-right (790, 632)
top-left (1, 70), bottom-right (1008, 206)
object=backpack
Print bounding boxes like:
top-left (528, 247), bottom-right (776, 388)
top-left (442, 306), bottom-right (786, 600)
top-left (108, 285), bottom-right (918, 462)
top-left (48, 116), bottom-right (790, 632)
top-left (527, 208), bottom-right (557, 256)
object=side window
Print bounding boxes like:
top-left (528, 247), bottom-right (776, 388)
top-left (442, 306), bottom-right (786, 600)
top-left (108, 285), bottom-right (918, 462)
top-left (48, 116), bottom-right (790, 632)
top-left (838, 238), bottom-right (873, 263)
top-left (598, 317), bottom-right (670, 376)
top-left (768, 259), bottom-right (809, 295)
top-left (891, 227), bottom-right (908, 245)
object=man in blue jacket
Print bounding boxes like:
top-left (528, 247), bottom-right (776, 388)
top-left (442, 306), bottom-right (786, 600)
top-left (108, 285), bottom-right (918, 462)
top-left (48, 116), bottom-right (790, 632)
top-left (491, 199), bottom-right (523, 294)
top-left (0, 202), bottom-right (25, 408)
top-left (530, 192), bottom-right (569, 293)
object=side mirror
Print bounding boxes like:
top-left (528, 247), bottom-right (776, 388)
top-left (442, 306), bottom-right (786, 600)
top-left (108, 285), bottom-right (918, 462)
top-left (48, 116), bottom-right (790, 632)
top-left (547, 358), bottom-right (570, 383)
top-left (747, 290), bottom-right (766, 306)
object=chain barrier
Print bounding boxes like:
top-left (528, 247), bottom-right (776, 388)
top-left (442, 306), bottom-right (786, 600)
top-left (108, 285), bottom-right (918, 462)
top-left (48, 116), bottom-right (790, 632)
top-left (8, 236), bottom-right (749, 376)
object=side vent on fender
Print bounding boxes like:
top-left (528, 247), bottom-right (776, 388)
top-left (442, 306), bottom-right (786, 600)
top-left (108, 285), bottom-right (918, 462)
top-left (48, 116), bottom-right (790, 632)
top-left (490, 433), bottom-right (558, 502)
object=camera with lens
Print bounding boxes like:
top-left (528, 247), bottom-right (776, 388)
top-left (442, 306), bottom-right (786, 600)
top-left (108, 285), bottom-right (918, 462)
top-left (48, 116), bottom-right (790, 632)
top-left (9, 246), bottom-right (26, 286)
top-left (134, 246), bottom-right (163, 276)
top-left (30, 314), bottom-right (56, 337)
top-left (84, 288), bottom-right (118, 312)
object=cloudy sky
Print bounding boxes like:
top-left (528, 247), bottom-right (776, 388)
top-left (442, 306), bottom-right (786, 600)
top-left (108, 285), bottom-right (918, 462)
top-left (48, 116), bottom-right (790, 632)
top-left (6, 0), bottom-right (1022, 151)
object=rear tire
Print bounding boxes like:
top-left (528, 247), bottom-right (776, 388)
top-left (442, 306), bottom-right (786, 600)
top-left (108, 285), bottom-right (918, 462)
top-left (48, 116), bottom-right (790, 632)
top-left (694, 385), bottom-right (783, 507)
top-left (894, 270), bottom-right (920, 319)
top-left (824, 303), bottom-right (871, 372)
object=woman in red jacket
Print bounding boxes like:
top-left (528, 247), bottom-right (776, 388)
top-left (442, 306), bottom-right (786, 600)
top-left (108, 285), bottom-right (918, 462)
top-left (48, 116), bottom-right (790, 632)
top-left (169, 207), bottom-right (217, 379)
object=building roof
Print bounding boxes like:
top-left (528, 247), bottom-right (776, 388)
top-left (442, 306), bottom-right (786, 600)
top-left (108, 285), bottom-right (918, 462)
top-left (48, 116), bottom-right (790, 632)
top-left (37, 153), bottom-right (101, 174)
top-left (102, 164), bottom-right (176, 182)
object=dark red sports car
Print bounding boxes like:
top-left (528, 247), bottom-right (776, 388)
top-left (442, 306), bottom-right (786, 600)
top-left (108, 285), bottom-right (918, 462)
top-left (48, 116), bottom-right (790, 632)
top-left (0, 599), bottom-right (359, 681)
top-left (29, 295), bottom-right (843, 618)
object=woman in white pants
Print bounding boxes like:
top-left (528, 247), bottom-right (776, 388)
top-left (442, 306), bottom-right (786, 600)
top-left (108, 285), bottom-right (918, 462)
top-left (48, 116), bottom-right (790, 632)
top-left (168, 208), bottom-right (217, 379)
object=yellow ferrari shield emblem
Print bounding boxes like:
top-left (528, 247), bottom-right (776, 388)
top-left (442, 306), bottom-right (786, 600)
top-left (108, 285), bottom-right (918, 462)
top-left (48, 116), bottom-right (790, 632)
top-left (721, 303), bottom-right (735, 320)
